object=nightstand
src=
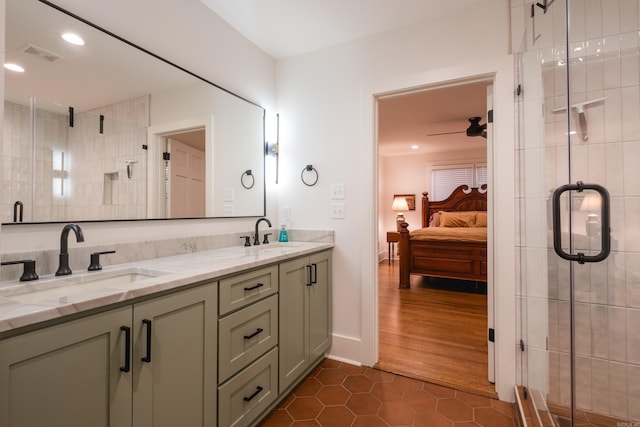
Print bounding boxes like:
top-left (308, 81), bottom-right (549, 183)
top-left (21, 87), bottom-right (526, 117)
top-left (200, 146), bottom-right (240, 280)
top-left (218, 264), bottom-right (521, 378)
top-left (386, 231), bottom-right (400, 264)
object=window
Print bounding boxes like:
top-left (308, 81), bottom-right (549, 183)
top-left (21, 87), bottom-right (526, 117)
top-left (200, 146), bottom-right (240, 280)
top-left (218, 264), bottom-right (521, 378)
top-left (431, 163), bottom-right (487, 201)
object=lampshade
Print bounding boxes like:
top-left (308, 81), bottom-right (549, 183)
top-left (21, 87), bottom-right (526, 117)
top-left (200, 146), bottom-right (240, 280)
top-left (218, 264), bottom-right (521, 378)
top-left (580, 193), bottom-right (601, 211)
top-left (392, 196), bottom-right (409, 211)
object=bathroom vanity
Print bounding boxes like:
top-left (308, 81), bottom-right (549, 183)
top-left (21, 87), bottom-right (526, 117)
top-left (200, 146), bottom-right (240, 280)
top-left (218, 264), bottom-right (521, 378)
top-left (0, 242), bottom-right (332, 427)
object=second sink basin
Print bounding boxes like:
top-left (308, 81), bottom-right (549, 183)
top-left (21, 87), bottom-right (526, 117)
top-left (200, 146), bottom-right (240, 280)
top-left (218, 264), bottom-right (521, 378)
top-left (1, 267), bottom-right (170, 305)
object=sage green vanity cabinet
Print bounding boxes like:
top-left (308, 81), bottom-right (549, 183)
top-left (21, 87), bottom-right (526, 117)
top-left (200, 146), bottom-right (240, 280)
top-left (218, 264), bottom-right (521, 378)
top-left (0, 307), bottom-right (133, 427)
top-left (0, 247), bottom-right (332, 427)
top-left (217, 265), bottom-right (279, 427)
top-left (0, 282), bottom-right (217, 427)
top-left (278, 250), bottom-right (332, 393)
top-left (132, 283), bottom-right (217, 427)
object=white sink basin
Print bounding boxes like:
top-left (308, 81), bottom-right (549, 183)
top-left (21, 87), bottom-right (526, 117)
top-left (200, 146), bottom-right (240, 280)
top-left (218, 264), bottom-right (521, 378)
top-left (1, 267), bottom-right (170, 305)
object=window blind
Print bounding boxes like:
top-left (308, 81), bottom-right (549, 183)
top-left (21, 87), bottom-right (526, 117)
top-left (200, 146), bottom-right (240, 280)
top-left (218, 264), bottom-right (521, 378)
top-left (431, 163), bottom-right (487, 201)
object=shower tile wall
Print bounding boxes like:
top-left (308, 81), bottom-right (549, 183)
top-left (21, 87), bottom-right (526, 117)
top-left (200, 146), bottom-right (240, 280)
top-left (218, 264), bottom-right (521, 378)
top-left (67, 95), bottom-right (149, 221)
top-left (517, 0), bottom-right (640, 422)
top-left (2, 101), bottom-right (66, 222)
top-left (1, 96), bottom-right (149, 223)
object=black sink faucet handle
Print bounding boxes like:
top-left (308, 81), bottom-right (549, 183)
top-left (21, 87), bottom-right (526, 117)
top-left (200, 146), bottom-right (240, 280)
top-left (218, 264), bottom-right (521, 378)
top-left (240, 236), bottom-right (251, 247)
top-left (88, 250), bottom-right (116, 271)
top-left (1, 259), bottom-right (39, 282)
top-left (263, 233), bottom-right (272, 244)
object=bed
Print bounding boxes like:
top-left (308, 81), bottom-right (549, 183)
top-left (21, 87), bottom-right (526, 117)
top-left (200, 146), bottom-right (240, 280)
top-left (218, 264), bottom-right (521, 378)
top-left (398, 184), bottom-right (487, 289)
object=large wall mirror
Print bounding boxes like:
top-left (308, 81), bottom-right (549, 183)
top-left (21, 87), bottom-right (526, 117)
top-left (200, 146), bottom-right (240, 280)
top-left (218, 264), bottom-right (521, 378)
top-left (3, 0), bottom-right (266, 224)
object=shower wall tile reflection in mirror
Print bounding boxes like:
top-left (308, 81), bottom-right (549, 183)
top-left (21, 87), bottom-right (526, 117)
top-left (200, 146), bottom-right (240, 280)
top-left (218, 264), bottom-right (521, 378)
top-left (3, 96), bottom-right (148, 222)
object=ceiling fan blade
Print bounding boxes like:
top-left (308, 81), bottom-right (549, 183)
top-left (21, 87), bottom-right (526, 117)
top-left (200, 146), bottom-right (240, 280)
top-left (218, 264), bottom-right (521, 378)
top-left (427, 130), bottom-right (466, 137)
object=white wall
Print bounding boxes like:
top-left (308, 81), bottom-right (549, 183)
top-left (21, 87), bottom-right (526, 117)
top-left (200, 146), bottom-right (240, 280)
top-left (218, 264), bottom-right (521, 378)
top-left (0, 0), bottom-right (277, 252)
top-left (275, 2), bottom-right (516, 400)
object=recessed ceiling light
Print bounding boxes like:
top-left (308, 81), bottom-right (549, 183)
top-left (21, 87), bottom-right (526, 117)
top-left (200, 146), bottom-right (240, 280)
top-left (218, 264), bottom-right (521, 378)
top-left (411, 145), bottom-right (419, 150)
top-left (62, 32), bottom-right (85, 46)
top-left (4, 63), bottom-right (25, 72)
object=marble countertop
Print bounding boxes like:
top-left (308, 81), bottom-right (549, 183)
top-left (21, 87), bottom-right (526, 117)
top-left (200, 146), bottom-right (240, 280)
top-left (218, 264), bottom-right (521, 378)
top-left (0, 241), bottom-right (333, 335)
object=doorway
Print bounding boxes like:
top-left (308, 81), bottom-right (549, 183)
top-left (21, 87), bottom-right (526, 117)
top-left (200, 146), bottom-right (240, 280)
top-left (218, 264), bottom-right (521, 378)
top-left (376, 78), bottom-right (495, 397)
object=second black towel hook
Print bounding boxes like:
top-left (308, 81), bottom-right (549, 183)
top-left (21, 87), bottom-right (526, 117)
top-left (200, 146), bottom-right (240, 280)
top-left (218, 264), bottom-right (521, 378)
top-left (241, 169), bottom-right (255, 189)
top-left (301, 165), bottom-right (318, 186)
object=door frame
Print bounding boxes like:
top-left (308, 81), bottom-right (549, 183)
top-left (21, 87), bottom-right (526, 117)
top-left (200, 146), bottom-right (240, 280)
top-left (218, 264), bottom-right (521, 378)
top-left (359, 56), bottom-right (516, 401)
top-left (375, 76), bottom-right (494, 386)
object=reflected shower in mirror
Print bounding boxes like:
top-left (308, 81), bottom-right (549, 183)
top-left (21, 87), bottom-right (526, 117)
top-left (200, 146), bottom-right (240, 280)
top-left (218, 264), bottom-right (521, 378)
top-left (2, 0), bottom-right (266, 224)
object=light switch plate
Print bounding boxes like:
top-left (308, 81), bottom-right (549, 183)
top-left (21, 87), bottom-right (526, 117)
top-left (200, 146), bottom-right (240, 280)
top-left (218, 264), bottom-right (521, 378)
top-left (331, 203), bottom-right (345, 219)
top-left (330, 184), bottom-right (345, 199)
top-left (281, 205), bottom-right (291, 222)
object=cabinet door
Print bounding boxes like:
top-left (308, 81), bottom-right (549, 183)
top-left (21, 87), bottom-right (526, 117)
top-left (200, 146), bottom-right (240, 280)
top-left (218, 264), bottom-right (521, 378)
top-left (132, 283), bottom-right (217, 427)
top-left (278, 256), bottom-right (310, 393)
top-left (0, 307), bottom-right (133, 427)
top-left (309, 251), bottom-right (332, 361)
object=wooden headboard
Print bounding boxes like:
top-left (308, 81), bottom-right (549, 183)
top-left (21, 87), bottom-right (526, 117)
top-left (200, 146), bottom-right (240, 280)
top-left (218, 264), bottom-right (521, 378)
top-left (421, 184), bottom-right (488, 228)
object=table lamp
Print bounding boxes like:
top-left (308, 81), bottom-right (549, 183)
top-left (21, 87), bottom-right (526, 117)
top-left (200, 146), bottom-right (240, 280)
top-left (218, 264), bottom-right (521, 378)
top-left (392, 196), bottom-right (409, 231)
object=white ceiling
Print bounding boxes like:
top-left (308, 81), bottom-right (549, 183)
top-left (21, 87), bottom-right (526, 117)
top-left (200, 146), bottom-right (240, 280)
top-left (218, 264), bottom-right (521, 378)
top-left (199, 0), bottom-right (470, 59)
top-left (378, 81), bottom-right (491, 157)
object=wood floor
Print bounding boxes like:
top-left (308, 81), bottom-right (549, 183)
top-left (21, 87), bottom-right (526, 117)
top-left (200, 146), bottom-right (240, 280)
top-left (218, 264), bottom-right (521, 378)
top-left (376, 260), bottom-right (497, 398)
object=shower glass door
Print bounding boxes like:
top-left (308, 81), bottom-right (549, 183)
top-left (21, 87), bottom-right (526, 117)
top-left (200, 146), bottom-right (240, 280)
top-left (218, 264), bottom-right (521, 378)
top-left (518, 0), bottom-right (639, 425)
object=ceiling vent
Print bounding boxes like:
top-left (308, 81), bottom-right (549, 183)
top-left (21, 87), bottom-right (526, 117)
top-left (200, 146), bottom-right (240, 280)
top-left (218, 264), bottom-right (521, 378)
top-left (21, 44), bottom-right (63, 63)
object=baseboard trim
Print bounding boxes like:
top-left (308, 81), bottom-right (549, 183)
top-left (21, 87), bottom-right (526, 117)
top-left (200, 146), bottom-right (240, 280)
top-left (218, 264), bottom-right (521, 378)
top-left (327, 333), bottom-right (362, 366)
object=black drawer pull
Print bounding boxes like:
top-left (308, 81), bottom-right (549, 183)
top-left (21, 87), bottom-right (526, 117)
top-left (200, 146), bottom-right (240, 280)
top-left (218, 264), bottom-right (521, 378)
top-left (244, 283), bottom-right (264, 291)
top-left (141, 319), bottom-right (152, 363)
top-left (120, 326), bottom-right (131, 373)
top-left (306, 265), bottom-right (312, 286)
top-left (244, 328), bottom-right (263, 340)
top-left (243, 386), bottom-right (264, 402)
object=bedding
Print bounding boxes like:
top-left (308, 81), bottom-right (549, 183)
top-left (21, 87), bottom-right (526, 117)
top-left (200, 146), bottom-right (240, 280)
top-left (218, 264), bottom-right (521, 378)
top-left (398, 185), bottom-right (488, 289)
top-left (410, 227), bottom-right (487, 243)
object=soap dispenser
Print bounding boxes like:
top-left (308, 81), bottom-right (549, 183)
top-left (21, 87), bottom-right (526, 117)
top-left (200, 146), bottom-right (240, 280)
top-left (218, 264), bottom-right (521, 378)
top-left (278, 225), bottom-right (289, 242)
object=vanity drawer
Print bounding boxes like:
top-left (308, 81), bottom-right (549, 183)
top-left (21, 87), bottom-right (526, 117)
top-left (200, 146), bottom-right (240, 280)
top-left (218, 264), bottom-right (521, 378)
top-left (219, 265), bottom-right (278, 315)
top-left (218, 295), bottom-right (278, 382)
top-left (218, 347), bottom-right (278, 427)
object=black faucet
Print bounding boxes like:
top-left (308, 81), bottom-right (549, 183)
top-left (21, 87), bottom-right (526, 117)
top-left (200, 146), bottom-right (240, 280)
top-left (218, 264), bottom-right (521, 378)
top-left (55, 223), bottom-right (85, 276)
top-left (253, 217), bottom-right (272, 245)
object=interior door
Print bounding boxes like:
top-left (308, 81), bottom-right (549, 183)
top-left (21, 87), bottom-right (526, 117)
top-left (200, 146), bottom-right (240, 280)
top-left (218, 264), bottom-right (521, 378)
top-left (169, 138), bottom-right (205, 218)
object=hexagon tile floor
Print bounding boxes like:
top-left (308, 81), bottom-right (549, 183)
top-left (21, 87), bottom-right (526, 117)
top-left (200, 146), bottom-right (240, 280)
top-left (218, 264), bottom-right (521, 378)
top-left (258, 358), bottom-right (520, 427)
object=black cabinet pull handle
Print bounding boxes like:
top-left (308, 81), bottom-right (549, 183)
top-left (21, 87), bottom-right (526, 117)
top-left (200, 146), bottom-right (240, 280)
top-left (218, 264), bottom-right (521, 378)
top-left (120, 326), bottom-right (131, 372)
top-left (244, 328), bottom-right (263, 340)
top-left (244, 283), bottom-right (264, 291)
top-left (243, 386), bottom-right (264, 402)
top-left (552, 181), bottom-right (611, 264)
top-left (141, 319), bottom-right (152, 363)
top-left (306, 265), bottom-right (312, 286)
top-left (311, 263), bottom-right (318, 284)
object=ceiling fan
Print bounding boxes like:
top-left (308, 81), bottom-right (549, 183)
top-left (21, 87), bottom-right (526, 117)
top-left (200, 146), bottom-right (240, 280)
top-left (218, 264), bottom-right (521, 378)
top-left (428, 116), bottom-right (487, 138)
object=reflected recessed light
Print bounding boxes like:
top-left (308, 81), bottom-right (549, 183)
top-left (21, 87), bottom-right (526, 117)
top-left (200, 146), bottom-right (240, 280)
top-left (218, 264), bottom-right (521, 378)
top-left (62, 32), bottom-right (85, 46)
top-left (4, 63), bottom-right (25, 72)
top-left (411, 145), bottom-right (419, 150)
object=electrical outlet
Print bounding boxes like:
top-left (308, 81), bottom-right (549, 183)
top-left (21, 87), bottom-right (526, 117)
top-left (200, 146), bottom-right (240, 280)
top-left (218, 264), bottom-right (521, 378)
top-left (331, 203), bottom-right (345, 219)
top-left (330, 184), bottom-right (345, 199)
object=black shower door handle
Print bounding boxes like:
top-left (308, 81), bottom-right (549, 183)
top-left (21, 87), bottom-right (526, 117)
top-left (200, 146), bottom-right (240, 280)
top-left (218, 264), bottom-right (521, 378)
top-left (552, 181), bottom-right (610, 264)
